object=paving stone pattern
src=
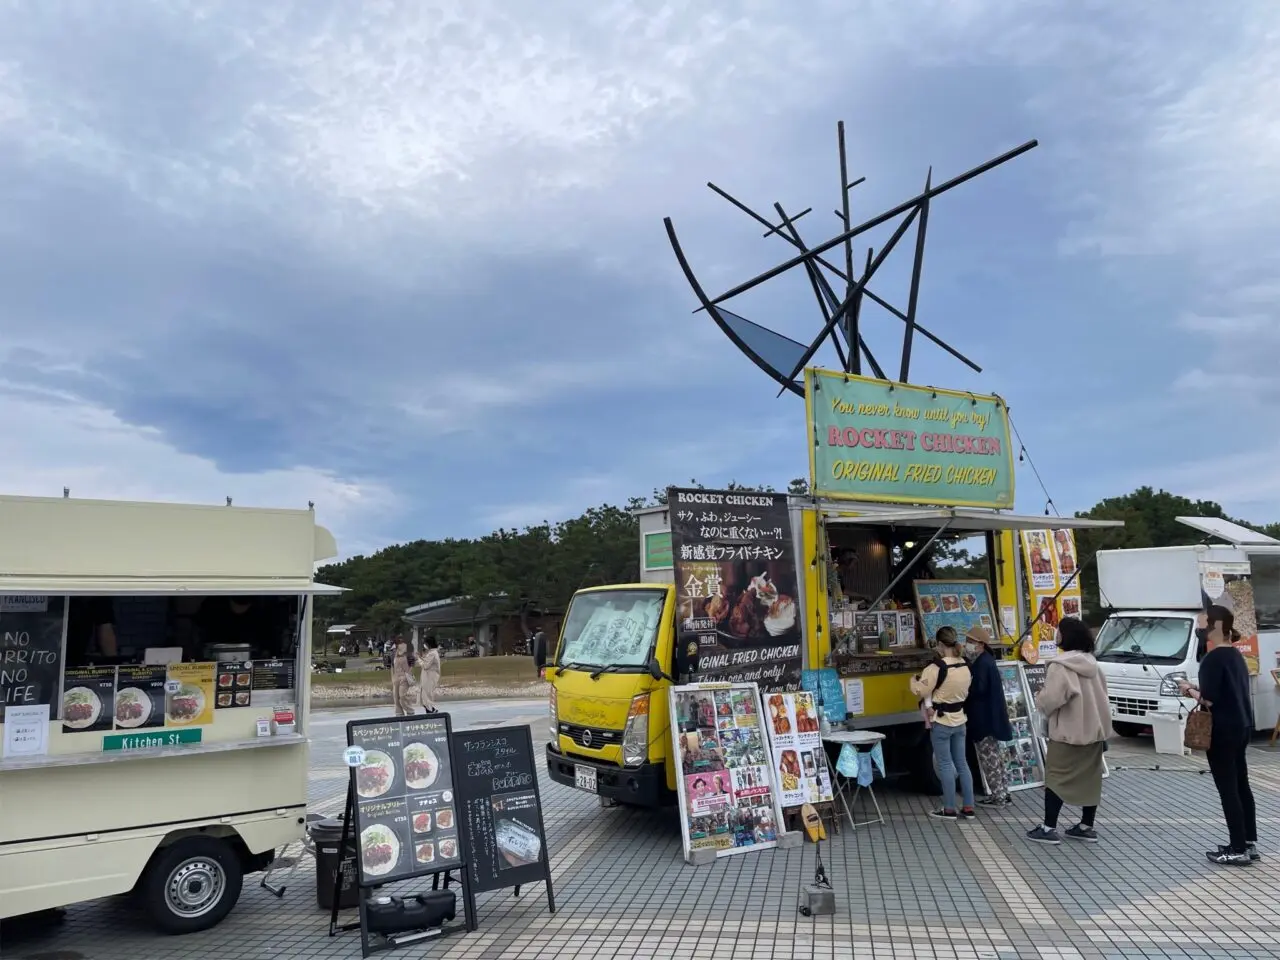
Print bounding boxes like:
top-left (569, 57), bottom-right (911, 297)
top-left (7, 735), bottom-right (1280, 960)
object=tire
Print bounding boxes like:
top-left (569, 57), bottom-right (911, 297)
top-left (1113, 721), bottom-right (1146, 738)
top-left (141, 836), bottom-right (243, 935)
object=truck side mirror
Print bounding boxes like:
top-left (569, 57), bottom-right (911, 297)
top-left (648, 657), bottom-right (669, 683)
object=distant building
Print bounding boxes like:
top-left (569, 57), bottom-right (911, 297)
top-left (402, 595), bottom-right (560, 655)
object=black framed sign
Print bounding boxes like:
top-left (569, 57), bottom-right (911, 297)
top-left (331, 713), bottom-right (476, 957)
top-left (1, 595), bottom-right (66, 720)
top-left (451, 725), bottom-right (554, 910)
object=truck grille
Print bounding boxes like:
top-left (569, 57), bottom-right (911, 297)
top-left (1111, 696), bottom-right (1159, 718)
top-left (558, 722), bottom-right (622, 749)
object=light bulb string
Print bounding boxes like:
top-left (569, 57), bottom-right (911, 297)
top-left (1009, 414), bottom-right (1059, 518)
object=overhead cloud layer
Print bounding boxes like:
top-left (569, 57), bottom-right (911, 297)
top-left (1, 0), bottom-right (1277, 555)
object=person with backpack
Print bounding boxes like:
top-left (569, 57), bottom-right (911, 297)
top-left (910, 626), bottom-right (975, 820)
top-left (964, 625), bottom-right (1014, 806)
top-left (1026, 617), bottom-right (1113, 845)
top-left (1178, 604), bottom-right (1259, 866)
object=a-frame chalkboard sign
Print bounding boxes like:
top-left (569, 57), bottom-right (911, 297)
top-left (328, 713), bottom-right (477, 957)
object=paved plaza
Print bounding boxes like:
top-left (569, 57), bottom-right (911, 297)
top-left (7, 702), bottom-right (1280, 960)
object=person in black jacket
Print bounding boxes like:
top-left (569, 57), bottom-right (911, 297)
top-left (1179, 604), bottom-right (1258, 867)
top-left (964, 625), bottom-right (1015, 806)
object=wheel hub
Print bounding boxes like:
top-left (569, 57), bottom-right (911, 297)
top-left (166, 857), bottom-right (226, 918)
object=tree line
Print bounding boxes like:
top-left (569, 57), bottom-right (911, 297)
top-left (314, 484), bottom-right (1279, 637)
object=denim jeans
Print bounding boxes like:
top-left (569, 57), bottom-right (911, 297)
top-left (931, 721), bottom-right (974, 810)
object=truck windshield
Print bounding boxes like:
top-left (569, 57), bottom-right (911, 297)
top-left (1095, 616), bottom-right (1192, 665)
top-left (556, 589), bottom-right (665, 670)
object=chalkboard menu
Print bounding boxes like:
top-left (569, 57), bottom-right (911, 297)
top-left (1, 595), bottom-right (66, 720)
top-left (1022, 663), bottom-right (1047, 700)
top-left (347, 715), bottom-right (462, 886)
top-left (451, 725), bottom-right (553, 904)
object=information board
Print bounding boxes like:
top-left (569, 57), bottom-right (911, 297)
top-left (348, 715), bottom-right (463, 886)
top-left (451, 725), bottom-right (554, 908)
top-left (914, 579), bottom-right (996, 646)
top-left (0, 595), bottom-right (66, 720)
top-left (669, 682), bottom-right (786, 860)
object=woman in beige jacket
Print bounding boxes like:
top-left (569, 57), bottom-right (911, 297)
top-left (1026, 617), bottom-right (1114, 845)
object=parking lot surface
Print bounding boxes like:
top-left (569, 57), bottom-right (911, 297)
top-left (7, 703), bottom-right (1280, 960)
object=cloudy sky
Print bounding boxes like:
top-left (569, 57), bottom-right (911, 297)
top-left (1, 0), bottom-right (1277, 558)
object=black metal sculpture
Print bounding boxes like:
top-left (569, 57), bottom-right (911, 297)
top-left (664, 124), bottom-right (1037, 396)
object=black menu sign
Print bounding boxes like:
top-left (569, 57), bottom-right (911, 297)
top-left (348, 715), bottom-right (461, 886)
top-left (250, 659), bottom-right (295, 707)
top-left (669, 488), bottom-right (802, 691)
top-left (451, 725), bottom-right (553, 903)
top-left (61, 666), bottom-right (117, 733)
top-left (215, 661), bottom-right (254, 710)
top-left (1, 595), bottom-right (66, 720)
top-left (1022, 663), bottom-right (1047, 700)
top-left (114, 665), bottom-right (166, 730)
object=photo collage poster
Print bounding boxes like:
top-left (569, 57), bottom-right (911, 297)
top-left (669, 682), bottom-right (785, 859)
top-left (985, 661), bottom-right (1045, 794)
top-left (762, 691), bottom-right (834, 808)
top-left (913, 579), bottom-right (995, 647)
top-left (1020, 529), bottom-right (1084, 657)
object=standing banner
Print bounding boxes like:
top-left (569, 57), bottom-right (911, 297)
top-left (668, 488), bottom-right (802, 691)
top-left (762, 690), bottom-right (834, 808)
top-left (1200, 562), bottom-right (1260, 676)
top-left (669, 682), bottom-right (786, 859)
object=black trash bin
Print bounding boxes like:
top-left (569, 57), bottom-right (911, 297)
top-left (311, 817), bottom-right (360, 911)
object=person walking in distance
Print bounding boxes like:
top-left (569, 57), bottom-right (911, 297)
top-left (964, 625), bottom-right (1014, 806)
top-left (419, 635), bottom-right (442, 714)
top-left (390, 636), bottom-right (416, 717)
top-left (1027, 617), bottom-right (1113, 845)
top-left (910, 627), bottom-right (975, 820)
top-left (1179, 605), bottom-right (1259, 866)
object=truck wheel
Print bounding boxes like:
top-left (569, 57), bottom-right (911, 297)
top-left (142, 836), bottom-right (243, 935)
top-left (1112, 722), bottom-right (1146, 738)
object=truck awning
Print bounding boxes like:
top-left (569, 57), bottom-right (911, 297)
top-left (0, 577), bottom-right (345, 596)
top-left (821, 508), bottom-right (1124, 533)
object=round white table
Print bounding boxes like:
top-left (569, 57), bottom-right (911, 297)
top-left (822, 730), bottom-right (887, 829)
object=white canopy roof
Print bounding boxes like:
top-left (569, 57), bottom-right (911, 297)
top-left (1176, 516), bottom-right (1280, 546)
top-left (821, 507), bottom-right (1124, 533)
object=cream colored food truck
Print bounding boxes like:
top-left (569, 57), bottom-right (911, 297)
top-left (0, 494), bottom-right (340, 933)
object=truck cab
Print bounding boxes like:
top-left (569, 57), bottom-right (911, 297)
top-left (544, 584), bottom-right (679, 806)
top-left (1093, 610), bottom-right (1199, 735)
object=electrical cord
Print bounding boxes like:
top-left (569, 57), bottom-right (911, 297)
top-left (1008, 414), bottom-right (1059, 517)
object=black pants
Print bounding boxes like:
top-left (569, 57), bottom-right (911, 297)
top-left (1206, 729), bottom-right (1256, 853)
top-left (1044, 788), bottom-right (1095, 830)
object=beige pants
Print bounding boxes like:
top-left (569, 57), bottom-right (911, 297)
top-left (393, 676), bottom-right (416, 716)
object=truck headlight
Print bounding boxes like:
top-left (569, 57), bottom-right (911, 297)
top-left (622, 694), bottom-right (650, 768)
top-left (549, 686), bottom-right (558, 741)
top-left (1159, 671), bottom-right (1189, 697)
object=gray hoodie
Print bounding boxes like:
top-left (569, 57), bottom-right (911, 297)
top-left (1035, 651), bottom-right (1114, 745)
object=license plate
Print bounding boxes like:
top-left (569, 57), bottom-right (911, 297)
top-left (575, 765), bottom-right (598, 793)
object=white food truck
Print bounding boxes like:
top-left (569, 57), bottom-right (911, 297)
top-left (0, 494), bottom-right (340, 933)
top-left (1094, 516), bottom-right (1280, 737)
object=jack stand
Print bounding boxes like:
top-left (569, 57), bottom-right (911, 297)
top-left (798, 834), bottom-right (835, 917)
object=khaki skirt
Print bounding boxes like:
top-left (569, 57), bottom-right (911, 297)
top-left (1045, 740), bottom-right (1105, 807)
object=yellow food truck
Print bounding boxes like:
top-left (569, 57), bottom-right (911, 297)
top-left (545, 373), bottom-right (1120, 806)
top-left (0, 494), bottom-right (340, 933)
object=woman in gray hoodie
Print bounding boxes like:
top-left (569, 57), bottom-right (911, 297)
top-left (1026, 617), bottom-right (1114, 845)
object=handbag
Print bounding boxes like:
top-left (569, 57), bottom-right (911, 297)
top-left (1184, 704), bottom-right (1213, 752)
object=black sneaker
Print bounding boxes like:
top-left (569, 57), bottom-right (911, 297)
top-left (1206, 848), bottom-right (1252, 867)
top-left (1026, 826), bottom-right (1061, 845)
top-left (929, 808), bottom-right (958, 820)
top-left (1064, 825), bottom-right (1098, 843)
top-left (1219, 843), bottom-right (1263, 862)
top-left (978, 796), bottom-right (1012, 806)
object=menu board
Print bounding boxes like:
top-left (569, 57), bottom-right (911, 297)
top-left (762, 691), bottom-right (833, 808)
top-left (451, 725), bottom-right (552, 898)
top-left (914, 579), bottom-right (996, 645)
top-left (61, 666), bottom-right (117, 734)
top-left (250, 659), bottom-right (296, 707)
top-left (114, 665), bottom-right (167, 730)
top-left (1021, 529), bottom-right (1084, 653)
top-left (348, 715), bottom-right (461, 886)
top-left (668, 488), bottom-right (802, 691)
top-left (165, 662), bottom-right (215, 728)
top-left (984, 662), bottom-right (1045, 794)
top-left (214, 661), bottom-right (254, 710)
top-left (669, 682), bottom-right (785, 859)
top-left (1, 595), bottom-right (66, 720)
top-left (800, 668), bottom-right (848, 723)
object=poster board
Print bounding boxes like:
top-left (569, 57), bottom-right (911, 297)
top-left (451, 725), bottom-right (554, 909)
top-left (336, 714), bottom-right (475, 957)
top-left (668, 488), bottom-right (802, 691)
top-left (981, 662), bottom-right (1045, 794)
top-left (762, 691), bottom-right (834, 808)
top-left (914, 579), bottom-right (996, 645)
top-left (1020, 529), bottom-right (1084, 658)
top-left (669, 682), bottom-right (786, 859)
